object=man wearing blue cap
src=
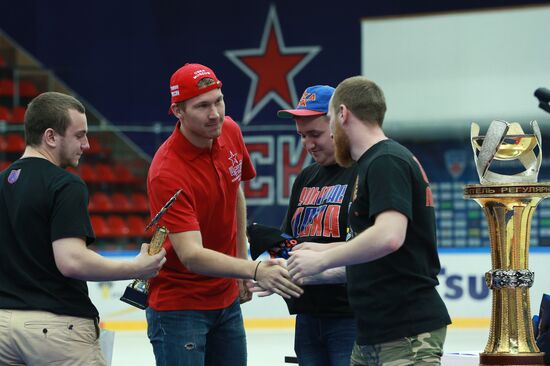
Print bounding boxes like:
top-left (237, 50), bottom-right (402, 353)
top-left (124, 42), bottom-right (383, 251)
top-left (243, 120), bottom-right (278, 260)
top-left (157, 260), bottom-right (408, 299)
top-left (276, 85), bottom-right (357, 366)
top-left (287, 77), bottom-right (451, 365)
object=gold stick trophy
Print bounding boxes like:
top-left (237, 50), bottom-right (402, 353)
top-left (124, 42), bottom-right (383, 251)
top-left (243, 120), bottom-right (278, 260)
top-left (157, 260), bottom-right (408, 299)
top-left (120, 189), bottom-right (182, 310)
top-left (465, 120), bottom-right (549, 365)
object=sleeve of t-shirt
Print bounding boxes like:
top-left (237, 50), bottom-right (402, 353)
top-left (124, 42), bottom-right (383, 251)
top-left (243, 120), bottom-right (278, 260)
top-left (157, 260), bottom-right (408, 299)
top-left (366, 155), bottom-right (413, 221)
top-left (148, 175), bottom-right (200, 233)
top-left (50, 179), bottom-right (95, 245)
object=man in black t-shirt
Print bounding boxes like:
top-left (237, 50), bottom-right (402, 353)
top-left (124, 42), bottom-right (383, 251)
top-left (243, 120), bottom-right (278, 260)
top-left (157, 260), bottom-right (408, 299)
top-left (0, 92), bottom-right (166, 365)
top-left (277, 85), bottom-right (357, 366)
top-left (287, 77), bottom-right (451, 365)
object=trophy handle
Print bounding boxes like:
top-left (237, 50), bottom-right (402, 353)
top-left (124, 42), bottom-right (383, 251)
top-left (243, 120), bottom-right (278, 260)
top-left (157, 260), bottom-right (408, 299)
top-left (148, 226), bottom-right (168, 255)
top-left (120, 226), bottom-right (169, 310)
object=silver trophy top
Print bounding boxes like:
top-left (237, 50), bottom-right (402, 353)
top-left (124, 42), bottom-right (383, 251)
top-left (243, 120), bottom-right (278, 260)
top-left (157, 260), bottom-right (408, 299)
top-left (471, 120), bottom-right (542, 184)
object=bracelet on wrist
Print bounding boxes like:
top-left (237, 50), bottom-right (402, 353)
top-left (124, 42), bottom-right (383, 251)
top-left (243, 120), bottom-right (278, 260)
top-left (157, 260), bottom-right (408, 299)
top-left (253, 261), bottom-right (262, 281)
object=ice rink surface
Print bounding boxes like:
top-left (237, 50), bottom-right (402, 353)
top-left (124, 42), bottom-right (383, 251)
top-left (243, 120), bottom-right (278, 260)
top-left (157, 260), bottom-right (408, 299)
top-left (109, 326), bottom-right (488, 366)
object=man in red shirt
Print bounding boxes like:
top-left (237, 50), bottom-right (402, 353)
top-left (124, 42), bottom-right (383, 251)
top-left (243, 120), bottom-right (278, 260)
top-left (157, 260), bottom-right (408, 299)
top-left (146, 63), bottom-right (303, 366)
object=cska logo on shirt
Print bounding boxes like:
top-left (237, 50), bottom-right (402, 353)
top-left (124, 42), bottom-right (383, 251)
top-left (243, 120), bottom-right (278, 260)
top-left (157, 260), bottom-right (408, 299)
top-left (291, 184), bottom-right (348, 238)
top-left (228, 150), bottom-right (243, 182)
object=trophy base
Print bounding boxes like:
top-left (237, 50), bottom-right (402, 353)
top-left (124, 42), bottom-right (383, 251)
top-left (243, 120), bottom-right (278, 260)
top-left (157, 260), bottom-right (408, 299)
top-left (480, 352), bottom-right (545, 366)
top-left (120, 287), bottom-right (148, 310)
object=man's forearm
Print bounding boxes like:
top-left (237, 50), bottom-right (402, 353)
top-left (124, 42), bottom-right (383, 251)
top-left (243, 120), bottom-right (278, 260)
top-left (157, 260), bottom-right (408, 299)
top-left (321, 211), bottom-right (407, 270)
top-left (301, 266), bottom-right (347, 285)
top-left (182, 246), bottom-right (256, 279)
top-left (236, 186), bottom-right (248, 259)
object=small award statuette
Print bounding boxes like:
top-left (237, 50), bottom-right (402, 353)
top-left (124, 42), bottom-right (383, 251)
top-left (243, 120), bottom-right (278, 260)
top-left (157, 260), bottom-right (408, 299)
top-left (120, 227), bottom-right (168, 309)
top-left (119, 189), bottom-right (182, 310)
top-left (464, 120), bottom-right (548, 366)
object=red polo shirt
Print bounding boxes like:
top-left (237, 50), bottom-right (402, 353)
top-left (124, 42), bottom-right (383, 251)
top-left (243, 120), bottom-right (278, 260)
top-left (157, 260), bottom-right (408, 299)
top-left (146, 117), bottom-right (256, 310)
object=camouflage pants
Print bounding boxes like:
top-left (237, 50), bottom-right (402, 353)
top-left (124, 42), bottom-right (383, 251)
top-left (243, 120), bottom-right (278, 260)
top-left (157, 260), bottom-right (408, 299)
top-left (349, 327), bottom-right (447, 366)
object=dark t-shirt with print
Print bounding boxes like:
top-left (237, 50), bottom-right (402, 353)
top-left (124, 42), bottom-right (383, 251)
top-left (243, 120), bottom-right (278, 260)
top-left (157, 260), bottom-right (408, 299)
top-left (346, 139), bottom-right (451, 344)
top-left (0, 158), bottom-right (98, 319)
top-left (282, 163), bottom-right (356, 317)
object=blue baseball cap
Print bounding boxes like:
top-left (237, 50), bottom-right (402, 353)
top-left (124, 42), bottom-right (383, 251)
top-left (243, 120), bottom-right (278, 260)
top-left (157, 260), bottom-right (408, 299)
top-left (277, 85), bottom-right (335, 118)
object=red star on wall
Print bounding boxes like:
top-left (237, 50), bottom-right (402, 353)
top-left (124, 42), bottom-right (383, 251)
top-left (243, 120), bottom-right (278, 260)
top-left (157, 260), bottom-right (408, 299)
top-left (225, 5), bottom-right (320, 124)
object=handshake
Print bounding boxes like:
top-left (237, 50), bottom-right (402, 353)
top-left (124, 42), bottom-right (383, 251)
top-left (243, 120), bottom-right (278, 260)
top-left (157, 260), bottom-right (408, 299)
top-left (245, 223), bottom-right (304, 299)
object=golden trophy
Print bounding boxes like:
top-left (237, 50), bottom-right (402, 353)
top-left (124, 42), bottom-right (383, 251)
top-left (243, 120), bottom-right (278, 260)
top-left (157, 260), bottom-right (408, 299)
top-left (120, 189), bottom-right (181, 310)
top-left (120, 227), bottom-right (168, 309)
top-left (465, 120), bottom-right (549, 365)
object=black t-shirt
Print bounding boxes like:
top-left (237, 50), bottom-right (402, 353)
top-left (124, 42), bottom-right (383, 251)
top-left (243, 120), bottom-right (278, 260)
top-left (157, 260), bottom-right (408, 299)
top-left (282, 162), bottom-right (356, 317)
top-left (0, 158), bottom-right (98, 319)
top-left (346, 140), bottom-right (451, 344)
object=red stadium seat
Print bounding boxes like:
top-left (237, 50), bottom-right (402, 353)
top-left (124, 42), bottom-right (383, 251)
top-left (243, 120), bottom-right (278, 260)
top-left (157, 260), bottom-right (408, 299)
top-left (131, 192), bottom-right (149, 213)
top-left (91, 215), bottom-right (111, 238)
top-left (89, 191), bottom-right (113, 213)
top-left (0, 135), bottom-right (7, 152)
top-left (96, 164), bottom-right (116, 184)
top-left (0, 79), bottom-right (14, 96)
top-left (107, 215), bottom-right (130, 237)
top-left (0, 106), bottom-right (11, 122)
top-left (11, 106), bottom-right (26, 124)
top-left (79, 164), bottom-right (98, 183)
top-left (113, 163), bottom-right (136, 184)
top-left (0, 160), bottom-right (12, 172)
top-left (127, 215), bottom-right (147, 237)
top-left (5, 133), bottom-right (25, 153)
top-left (19, 80), bottom-right (40, 97)
top-left (111, 192), bottom-right (132, 212)
top-left (87, 135), bottom-right (103, 154)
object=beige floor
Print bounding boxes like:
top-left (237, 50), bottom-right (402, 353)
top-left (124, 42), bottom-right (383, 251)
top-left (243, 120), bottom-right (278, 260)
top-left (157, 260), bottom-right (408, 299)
top-left (109, 327), bottom-right (489, 366)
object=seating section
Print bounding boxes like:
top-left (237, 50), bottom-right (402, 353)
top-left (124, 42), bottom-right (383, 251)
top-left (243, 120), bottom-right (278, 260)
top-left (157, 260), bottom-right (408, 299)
top-left (19, 80), bottom-right (40, 97)
top-left (81, 160), bottom-right (150, 246)
top-left (11, 106), bottom-right (25, 123)
top-left (0, 79), bottom-right (14, 96)
top-left (0, 105), bottom-right (11, 121)
top-left (0, 105), bottom-right (26, 124)
top-left (0, 60), bottom-right (150, 252)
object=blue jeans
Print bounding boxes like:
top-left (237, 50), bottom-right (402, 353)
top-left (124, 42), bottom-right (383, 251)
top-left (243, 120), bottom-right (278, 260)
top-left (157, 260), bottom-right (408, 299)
top-left (146, 299), bottom-right (246, 366)
top-left (294, 314), bottom-right (357, 366)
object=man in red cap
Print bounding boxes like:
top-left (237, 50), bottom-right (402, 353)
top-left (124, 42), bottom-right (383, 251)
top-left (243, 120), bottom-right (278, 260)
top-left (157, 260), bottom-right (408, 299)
top-left (269, 85), bottom-right (358, 366)
top-left (146, 63), bottom-right (303, 366)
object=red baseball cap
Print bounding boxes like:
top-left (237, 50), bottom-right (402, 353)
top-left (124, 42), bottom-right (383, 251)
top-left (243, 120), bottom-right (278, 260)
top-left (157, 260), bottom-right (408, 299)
top-left (169, 63), bottom-right (222, 108)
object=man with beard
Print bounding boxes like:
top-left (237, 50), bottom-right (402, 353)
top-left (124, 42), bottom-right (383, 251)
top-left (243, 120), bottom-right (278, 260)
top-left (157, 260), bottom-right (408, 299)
top-left (276, 85), bottom-right (357, 366)
top-left (0, 92), bottom-right (167, 365)
top-left (146, 63), bottom-right (303, 366)
top-left (287, 76), bottom-right (451, 365)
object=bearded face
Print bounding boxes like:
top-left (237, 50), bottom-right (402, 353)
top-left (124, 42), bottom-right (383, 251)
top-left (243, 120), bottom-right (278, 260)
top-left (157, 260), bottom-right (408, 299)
top-left (331, 115), bottom-right (354, 168)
